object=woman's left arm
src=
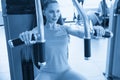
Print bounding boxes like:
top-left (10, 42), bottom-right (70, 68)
top-left (70, 0), bottom-right (105, 39)
top-left (64, 25), bottom-right (85, 38)
top-left (64, 25), bottom-right (105, 38)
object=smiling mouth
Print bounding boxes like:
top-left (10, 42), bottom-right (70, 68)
top-left (52, 18), bottom-right (57, 21)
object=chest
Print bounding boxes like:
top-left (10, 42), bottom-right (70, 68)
top-left (44, 27), bottom-right (69, 43)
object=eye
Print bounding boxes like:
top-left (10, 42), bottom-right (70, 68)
top-left (56, 10), bottom-right (60, 13)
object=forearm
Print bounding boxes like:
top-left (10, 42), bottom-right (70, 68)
top-left (66, 25), bottom-right (85, 38)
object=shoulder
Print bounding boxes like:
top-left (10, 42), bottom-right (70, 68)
top-left (58, 24), bottom-right (71, 32)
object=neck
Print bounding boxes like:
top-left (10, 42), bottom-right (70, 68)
top-left (45, 22), bottom-right (57, 29)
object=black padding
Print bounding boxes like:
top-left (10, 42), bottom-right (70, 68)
top-left (6, 0), bottom-right (35, 14)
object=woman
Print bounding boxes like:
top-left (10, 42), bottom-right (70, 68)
top-left (19, 0), bottom-right (105, 80)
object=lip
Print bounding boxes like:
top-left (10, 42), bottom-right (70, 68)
top-left (52, 18), bottom-right (57, 21)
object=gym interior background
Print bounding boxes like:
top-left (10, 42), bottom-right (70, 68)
top-left (0, 0), bottom-right (120, 80)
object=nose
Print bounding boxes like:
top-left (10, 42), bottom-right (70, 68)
top-left (53, 12), bottom-right (57, 17)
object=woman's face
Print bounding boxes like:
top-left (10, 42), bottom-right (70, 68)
top-left (43, 3), bottom-right (61, 24)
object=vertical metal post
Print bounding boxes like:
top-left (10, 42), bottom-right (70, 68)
top-left (72, 0), bottom-right (91, 60)
top-left (35, 0), bottom-right (45, 42)
top-left (34, 0), bottom-right (46, 68)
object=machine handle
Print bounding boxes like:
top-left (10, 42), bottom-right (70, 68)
top-left (94, 30), bottom-right (113, 38)
top-left (8, 34), bottom-right (36, 48)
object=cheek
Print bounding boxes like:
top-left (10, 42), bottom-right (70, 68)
top-left (45, 14), bottom-right (53, 21)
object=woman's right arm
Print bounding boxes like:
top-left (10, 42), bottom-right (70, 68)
top-left (19, 27), bottom-right (38, 45)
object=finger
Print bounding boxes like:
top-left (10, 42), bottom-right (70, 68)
top-left (25, 31), bottom-right (32, 45)
top-left (21, 32), bottom-right (28, 44)
top-left (21, 32), bottom-right (29, 45)
top-left (30, 40), bottom-right (36, 44)
top-left (29, 31), bottom-right (36, 44)
top-left (19, 32), bottom-right (25, 41)
top-left (100, 28), bottom-right (105, 36)
top-left (25, 31), bottom-right (30, 41)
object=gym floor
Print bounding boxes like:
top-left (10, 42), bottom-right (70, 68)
top-left (0, 26), bottom-right (108, 80)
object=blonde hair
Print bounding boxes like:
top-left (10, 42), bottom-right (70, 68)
top-left (42, 0), bottom-right (58, 10)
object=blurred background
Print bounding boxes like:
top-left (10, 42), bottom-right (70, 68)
top-left (1, 0), bottom-right (120, 80)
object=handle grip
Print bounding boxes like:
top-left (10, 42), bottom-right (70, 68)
top-left (33, 42), bottom-right (45, 69)
top-left (8, 34), bottom-right (35, 48)
top-left (94, 30), bottom-right (113, 38)
top-left (84, 39), bottom-right (91, 60)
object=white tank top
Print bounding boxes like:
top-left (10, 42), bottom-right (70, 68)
top-left (40, 25), bottom-right (70, 73)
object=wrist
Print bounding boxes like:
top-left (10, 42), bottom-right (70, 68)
top-left (31, 27), bottom-right (38, 33)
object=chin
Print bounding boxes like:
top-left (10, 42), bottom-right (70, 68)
top-left (52, 21), bottom-right (58, 23)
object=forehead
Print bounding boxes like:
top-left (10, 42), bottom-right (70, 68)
top-left (45, 3), bottom-right (60, 10)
